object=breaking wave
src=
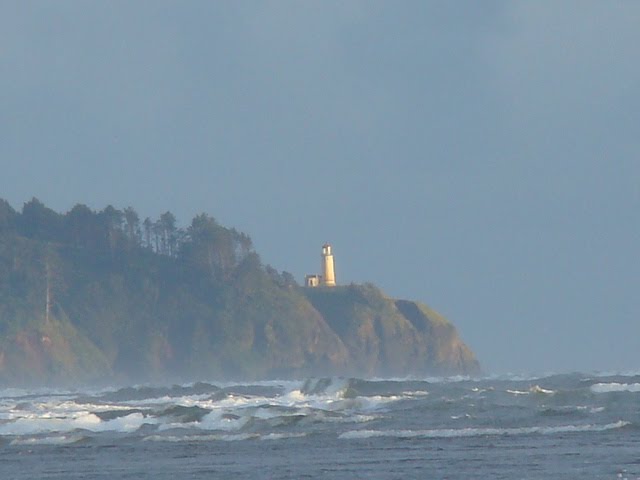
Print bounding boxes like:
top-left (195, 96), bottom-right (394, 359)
top-left (0, 412), bottom-right (151, 436)
top-left (2, 373), bottom-right (640, 448)
top-left (507, 385), bottom-right (555, 395)
top-left (590, 383), bottom-right (640, 393)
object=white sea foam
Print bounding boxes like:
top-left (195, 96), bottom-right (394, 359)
top-left (339, 421), bottom-right (630, 440)
top-left (402, 390), bottom-right (429, 397)
top-left (450, 414), bottom-right (472, 420)
top-left (506, 389), bottom-right (529, 396)
top-left (529, 385), bottom-right (555, 394)
top-left (196, 410), bottom-right (250, 431)
top-left (143, 433), bottom-right (259, 442)
top-left (193, 432), bottom-right (258, 442)
top-left (96, 412), bottom-right (153, 432)
top-left (144, 431), bottom-right (307, 443)
top-left (272, 382), bottom-right (405, 415)
top-left (302, 377), bottom-right (352, 397)
top-left (507, 385), bottom-right (555, 396)
top-left (143, 434), bottom-right (212, 442)
top-left (129, 381), bottom-right (387, 433)
top-left (590, 383), bottom-right (640, 393)
top-left (9, 434), bottom-right (85, 446)
top-left (320, 395), bottom-right (402, 413)
top-left (568, 405), bottom-right (605, 414)
top-left (0, 412), bottom-right (154, 436)
top-left (470, 387), bottom-right (493, 393)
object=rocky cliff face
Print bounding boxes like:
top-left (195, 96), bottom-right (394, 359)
top-left (304, 285), bottom-right (480, 377)
top-left (0, 279), bottom-right (479, 385)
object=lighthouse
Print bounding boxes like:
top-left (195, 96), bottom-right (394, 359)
top-left (304, 244), bottom-right (337, 287)
top-left (321, 243), bottom-right (336, 287)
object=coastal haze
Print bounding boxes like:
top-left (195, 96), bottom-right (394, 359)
top-left (2, 2), bottom-right (639, 374)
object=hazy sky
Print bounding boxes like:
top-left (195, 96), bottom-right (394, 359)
top-left (1, 1), bottom-right (638, 374)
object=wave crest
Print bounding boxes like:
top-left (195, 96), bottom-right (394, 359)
top-left (590, 383), bottom-right (640, 393)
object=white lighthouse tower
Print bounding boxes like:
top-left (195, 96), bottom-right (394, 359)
top-left (321, 243), bottom-right (336, 287)
top-left (304, 243), bottom-right (337, 288)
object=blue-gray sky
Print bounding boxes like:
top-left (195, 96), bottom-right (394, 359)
top-left (1, 1), bottom-right (638, 374)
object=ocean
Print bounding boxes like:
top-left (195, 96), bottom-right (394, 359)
top-left (1, 372), bottom-right (639, 479)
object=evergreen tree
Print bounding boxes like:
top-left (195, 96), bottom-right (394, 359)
top-left (123, 207), bottom-right (141, 247)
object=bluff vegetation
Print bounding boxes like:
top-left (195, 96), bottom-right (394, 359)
top-left (0, 198), bottom-right (479, 385)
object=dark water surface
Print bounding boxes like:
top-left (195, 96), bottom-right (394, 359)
top-left (1, 373), bottom-right (639, 479)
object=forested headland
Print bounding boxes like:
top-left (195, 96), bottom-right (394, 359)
top-left (0, 198), bottom-right (479, 385)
